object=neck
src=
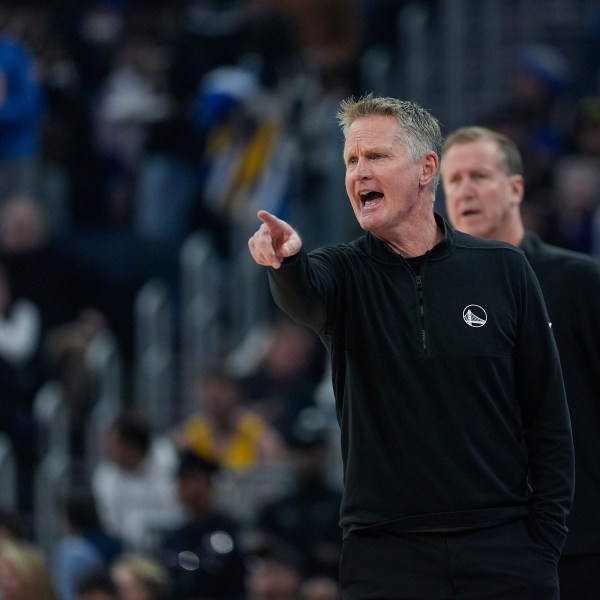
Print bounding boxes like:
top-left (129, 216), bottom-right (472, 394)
top-left (496, 216), bottom-right (525, 248)
top-left (381, 213), bottom-right (441, 258)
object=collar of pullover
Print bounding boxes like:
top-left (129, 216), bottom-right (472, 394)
top-left (362, 213), bottom-right (455, 263)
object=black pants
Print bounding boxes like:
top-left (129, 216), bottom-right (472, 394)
top-left (558, 552), bottom-right (600, 600)
top-left (339, 519), bottom-right (561, 599)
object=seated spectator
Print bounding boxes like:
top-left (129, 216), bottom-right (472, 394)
top-left (0, 538), bottom-right (56, 600)
top-left (297, 576), bottom-right (341, 600)
top-left (233, 315), bottom-right (326, 439)
top-left (158, 450), bottom-right (246, 600)
top-left (0, 259), bottom-right (42, 398)
top-left (173, 366), bottom-right (287, 470)
top-left (0, 193), bottom-right (135, 361)
top-left (481, 43), bottom-right (570, 201)
top-left (111, 554), bottom-right (170, 600)
top-left (244, 539), bottom-right (303, 600)
top-left (92, 411), bottom-right (185, 553)
top-left (91, 29), bottom-right (173, 225)
top-left (0, 194), bottom-right (94, 332)
top-left (0, 259), bottom-right (42, 513)
top-left (75, 569), bottom-right (120, 600)
top-left (255, 409), bottom-right (342, 579)
top-left (567, 95), bottom-right (600, 160)
top-left (43, 307), bottom-right (109, 454)
top-left (54, 484), bottom-right (122, 600)
top-left (0, 28), bottom-right (45, 203)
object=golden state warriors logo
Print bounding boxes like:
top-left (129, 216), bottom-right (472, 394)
top-left (463, 304), bottom-right (487, 328)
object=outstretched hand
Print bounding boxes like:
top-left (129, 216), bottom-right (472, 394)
top-left (248, 210), bottom-right (302, 269)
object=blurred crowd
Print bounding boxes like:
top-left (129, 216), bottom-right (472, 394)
top-left (1, 0), bottom-right (600, 598)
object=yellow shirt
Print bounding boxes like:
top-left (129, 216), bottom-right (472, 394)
top-left (184, 412), bottom-right (269, 470)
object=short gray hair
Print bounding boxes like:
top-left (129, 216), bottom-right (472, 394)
top-left (442, 126), bottom-right (523, 176)
top-left (337, 93), bottom-right (443, 195)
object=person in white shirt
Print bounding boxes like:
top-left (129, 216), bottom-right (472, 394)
top-left (92, 411), bottom-right (185, 553)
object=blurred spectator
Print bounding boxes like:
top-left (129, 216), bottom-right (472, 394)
top-left (567, 95), bottom-right (600, 161)
top-left (92, 411), bottom-right (185, 553)
top-left (483, 43), bottom-right (571, 203)
top-left (0, 258), bottom-right (42, 513)
top-left (92, 30), bottom-right (173, 224)
top-left (111, 554), bottom-right (170, 600)
top-left (159, 450), bottom-right (246, 600)
top-left (0, 194), bottom-right (104, 335)
top-left (136, 0), bottom-right (303, 255)
top-left (544, 154), bottom-right (600, 256)
top-left (0, 193), bottom-right (123, 451)
top-left (0, 16), bottom-right (45, 203)
top-left (271, 0), bottom-right (364, 96)
top-left (0, 537), bottom-right (56, 600)
top-left (256, 408), bottom-right (342, 580)
top-left (297, 576), bottom-right (341, 600)
top-left (0, 192), bottom-right (147, 371)
top-left (174, 366), bottom-right (287, 470)
top-left (75, 569), bottom-right (120, 600)
top-left (191, 65), bottom-right (293, 259)
top-left (235, 316), bottom-right (326, 439)
top-left (43, 307), bottom-right (109, 454)
top-left (168, 0), bottom-right (297, 99)
top-left (0, 256), bottom-right (41, 397)
top-left (244, 538), bottom-right (303, 600)
top-left (54, 484), bottom-right (123, 600)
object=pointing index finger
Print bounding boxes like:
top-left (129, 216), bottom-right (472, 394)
top-left (257, 210), bottom-right (280, 228)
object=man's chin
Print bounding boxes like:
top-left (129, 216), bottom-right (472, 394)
top-left (463, 226), bottom-right (492, 240)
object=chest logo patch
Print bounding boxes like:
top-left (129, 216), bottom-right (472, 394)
top-left (463, 304), bottom-right (487, 327)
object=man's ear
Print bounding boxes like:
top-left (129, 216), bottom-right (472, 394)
top-left (421, 152), bottom-right (439, 186)
top-left (509, 174), bottom-right (525, 207)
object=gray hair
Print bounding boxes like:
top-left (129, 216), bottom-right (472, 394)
top-left (442, 126), bottom-right (524, 176)
top-left (337, 93), bottom-right (443, 196)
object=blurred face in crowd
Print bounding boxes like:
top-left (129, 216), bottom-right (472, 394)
top-left (0, 196), bottom-right (47, 253)
top-left (298, 576), bottom-right (341, 600)
top-left (245, 556), bottom-right (302, 600)
top-left (343, 114), bottom-right (436, 238)
top-left (103, 428), bottom-right (145, 471)
top-left (264, 322), bottom-right (318, 382)
top-left (0, 553), bottom-right (30, 600)
top-left (441, 138), bottom-right (523, 240)
top-left (197, 373), bottom-right (240, 424)
top-left (0, 541), bottom-right (54, 600)
top-left (112, 564), bottom-right (154, 600)
top-left (177, 471), bottom-right (212, 514)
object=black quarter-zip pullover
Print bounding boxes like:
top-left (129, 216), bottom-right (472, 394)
top-left (267, 214), bottom-right (574, 543)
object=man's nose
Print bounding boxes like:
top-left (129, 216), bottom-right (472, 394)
top-left (456, 177), bottom-right (476, 196)
top-left (354, 158), bottom-right (372, 179)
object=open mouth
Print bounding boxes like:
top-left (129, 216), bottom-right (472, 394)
top-left (360, 191), bottom-right (383, 206)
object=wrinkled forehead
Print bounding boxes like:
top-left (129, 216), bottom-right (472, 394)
top-left (343, 115), bottom-right (401, 155)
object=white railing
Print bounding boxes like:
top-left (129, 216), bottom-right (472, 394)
top-left (0, 433), bottom-right (17, 511)
top-left (134, 279), bottom-right (176, 432)
top-left (33, 381), bottom-right (70, 558)
top-left (84, 331), bottom-right (123, 476)
top-left (179, 233), bottom-right (228, 415)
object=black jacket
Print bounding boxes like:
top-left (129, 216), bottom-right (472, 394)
top-left (267, 215), bottom-right (574, 552)
top-left (520, 231), bottom-right (600, 556)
